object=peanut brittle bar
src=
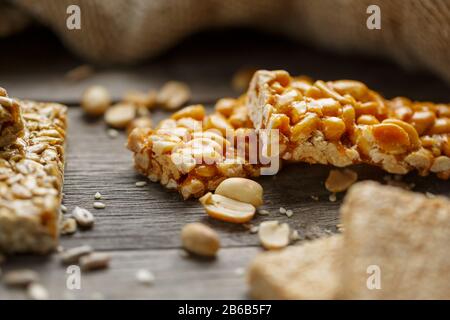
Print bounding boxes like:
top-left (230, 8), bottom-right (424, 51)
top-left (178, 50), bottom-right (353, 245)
top-left (0, 99), bottom-right (67, 253)
top-left (247, 70), bottom-right (450, 178)
top-left (127, 101), bottom-right (263, 199)
top-left (0, 87), bottom-right (24, 148)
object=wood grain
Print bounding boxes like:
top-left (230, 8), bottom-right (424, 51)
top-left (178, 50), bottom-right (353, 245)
top-left (0, 28), bottom-right (449, 299)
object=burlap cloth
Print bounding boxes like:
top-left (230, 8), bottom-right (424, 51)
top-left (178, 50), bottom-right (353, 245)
top-left (2, 0), bottom-right (450, 83)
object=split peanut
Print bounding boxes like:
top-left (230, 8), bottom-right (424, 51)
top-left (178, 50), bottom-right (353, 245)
top-left (199, 192), bottom-right (256, 224)
top-left (105, 103), bottom-right (136, 129)
top-left (215, 178), bottom-right (263, 207)
top-left (157, 81), bottom-right (191, 110)
top-left (258, 221), bottom-right (291, 250)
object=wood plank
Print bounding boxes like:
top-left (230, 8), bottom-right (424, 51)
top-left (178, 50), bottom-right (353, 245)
top-left (0, 247), bottom-right (260, 299)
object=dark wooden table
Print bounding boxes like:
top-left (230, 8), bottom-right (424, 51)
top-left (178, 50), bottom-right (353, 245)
top-left (0, 28), bottom-right (449, 299)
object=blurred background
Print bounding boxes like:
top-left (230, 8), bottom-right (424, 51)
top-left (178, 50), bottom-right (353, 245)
top-left (1, 0), bottom-right (449, 104)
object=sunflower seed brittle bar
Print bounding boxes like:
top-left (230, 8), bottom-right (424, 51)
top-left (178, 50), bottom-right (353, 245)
top-left (127, 101), bottom-right (262, 199)
top-left (0, 99), bottom-right (67, 253)
top-left (0, 87), bottom-right (24, 148)
top-left (247, 70), bottom-right (450, 178)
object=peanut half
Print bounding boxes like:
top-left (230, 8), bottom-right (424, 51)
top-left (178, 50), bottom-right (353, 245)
top-left (325, 169), bottom-right (358, 193)
top-left (199, 192), bottom-right (256, 224)
top-left (258, 221), bottom-right (291, 250)
top-left (105, 103), bottom-right (136, 129)
top-left (215, 178), bottom-right (263, 207)
top-left (181, 223), bottom-right (220, 257)
top-left (157, 81), bottom-right (191, 110)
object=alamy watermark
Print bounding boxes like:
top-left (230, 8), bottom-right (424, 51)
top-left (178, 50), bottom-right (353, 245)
top-left (366, 264), bottom-right (381, 290)
top-left (66, 265), bottom-right (81, 290)
top-left (366, 5), bottom-right (381, 30)
top-left (66, 5), bottom-right (81, 30)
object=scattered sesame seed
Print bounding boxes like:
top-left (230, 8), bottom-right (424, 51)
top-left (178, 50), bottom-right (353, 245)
top-left (285, 209), bottom-right (293, 218)
top-left (329, 193), bottom-right (337, 202)
top-left (61, 204), bottom-right (67, 213)
top-left (310, 195), bottom-right (319, 201)
top-left (136, 269), bottom-right (155, 285)
top-left (258, 209), bottom-right (270, 215)
top-left (93, 202), bottom-right (106, 209)
top-left (249, 225), bottom-right (259, 234)
top-left (107, 128), bottom-right (119, 139)
top-left (279, 207), bottom-right (287, 214)
top-left (94, 192), bottom-right (102, 200)
top-left (135, 181), bottom-right (147, 187)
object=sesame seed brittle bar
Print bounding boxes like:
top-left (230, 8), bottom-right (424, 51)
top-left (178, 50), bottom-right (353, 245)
top-left (247, 181), bottom-right (450, 299)
top-left (127, 102), bottom-right (263, 200)
top-left (0, 99), bottom-right (67, 253)
top-left (247, 70), bottom-right (450, 178)
top-left (0, 87), bottom-right (24, 148)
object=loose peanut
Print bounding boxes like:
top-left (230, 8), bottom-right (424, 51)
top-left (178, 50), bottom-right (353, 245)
top-left (181, 223), bottom-right (220, 257)
top-left (105, 103), bottom-right (136, 129)
top-left (123, 89), bottom-right (157, 109)
top-left (199, 192), bottom-right (256, 224)
top-left (81, 85), bottom-right (111, 116)
top-left (258, 221), bottom-right (290, 250)
top-left (157, 81), bottom-right (191, 110)
top-left (325, 169), bottom-right (358, 193)
top-left (215, 177), bottom-right (263, 207)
